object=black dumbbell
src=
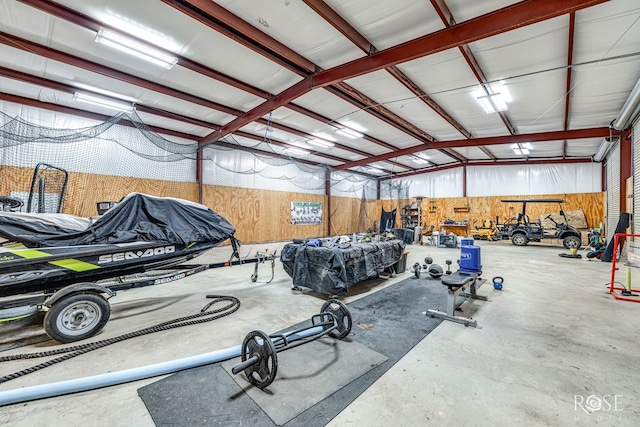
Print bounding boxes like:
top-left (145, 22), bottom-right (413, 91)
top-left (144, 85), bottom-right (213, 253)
top-left (412, 262), bottom-right (422, 278)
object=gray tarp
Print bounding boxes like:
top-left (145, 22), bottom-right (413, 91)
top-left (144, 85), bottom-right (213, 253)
top-left (280, 239), bottom-right (406, 296)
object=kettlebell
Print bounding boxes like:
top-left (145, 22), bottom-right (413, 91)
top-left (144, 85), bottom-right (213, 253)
top-left (492, 276), bottom-right (504, 290)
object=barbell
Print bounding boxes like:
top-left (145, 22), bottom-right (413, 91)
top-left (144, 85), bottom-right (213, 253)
top-left (231, 299), bottom-right (352, 389)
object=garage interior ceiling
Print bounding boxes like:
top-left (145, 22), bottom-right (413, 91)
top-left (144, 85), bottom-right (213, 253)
top-left (1, 0), bottom-right (639, 177)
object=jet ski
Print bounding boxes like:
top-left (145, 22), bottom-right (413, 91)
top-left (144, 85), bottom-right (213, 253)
top-left (0, 193), bottom-right (238, 342)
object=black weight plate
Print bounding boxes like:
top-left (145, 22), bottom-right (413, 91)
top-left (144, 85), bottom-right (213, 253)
top-left (320, 299), bottom-right (352, 340)
top-left (241, 330), bottom-right (278, 389)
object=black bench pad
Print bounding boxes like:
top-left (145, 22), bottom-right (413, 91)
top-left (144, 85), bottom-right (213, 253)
top-left (441, 270), bottom-right (478, 289)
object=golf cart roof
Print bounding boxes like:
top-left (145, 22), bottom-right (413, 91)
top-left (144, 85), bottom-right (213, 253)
top-left (501, 199), bottom-right (565, 203)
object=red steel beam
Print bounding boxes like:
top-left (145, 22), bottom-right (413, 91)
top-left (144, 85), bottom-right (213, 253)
top-left (257, 119), bottom-right (412, 170)
top-left (326, 84), bottom-right (435, 143)
top-left (0, 92), bottom-right (198, 140)
top-left (18, 0), bottom-right (270, 99)
top-left (203, 0), bottom-right (608, 144)
top-left (385, 66), bottom-right (472, 139)
top-left (21, 0), bottom-right (419, 155)
top-left (563, 12), bottom-right (577, 158)
top-left (459, 43), bottom-right (517, 135)
top-left (163, 0), bottom-right (315, 74)
top-left (169, 0), bottom-right (444, 152)
top-left (313, 0), bottom-right (608, 87)
top-left (0, 56), bottom-right (413, 169)
top-left (303, 1), bottom-right (470, 155)
top-left (383, 157), bottom-right (595, 179)
top-left (335, 127), bottom-right (611, 170)
top-left (20, 0), bottom-right (408, 155)
top-left (0, 32), bottom-right (243, 116)
top-left (0, 91), bottom-right (340, 172)
top-left (431, 0), bottom-right (515, 141)
top-left (302, 0), bottom-right (373, 53)
top-left (0, 63), bottom-right (223, 132)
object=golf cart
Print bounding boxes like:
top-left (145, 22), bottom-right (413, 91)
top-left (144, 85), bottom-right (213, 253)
top-left (495, 199), bottom-right (582, 249)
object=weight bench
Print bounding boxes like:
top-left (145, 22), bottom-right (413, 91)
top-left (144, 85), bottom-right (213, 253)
top-left (426, 270), bottom-right (487, 328)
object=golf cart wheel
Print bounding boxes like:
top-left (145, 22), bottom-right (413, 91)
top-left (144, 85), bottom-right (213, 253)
top-left (511, 233), bottom-right (529, 246)
top-left (563, 235), bottom-right (582, 250)
top-left (44, 293), bottom-right (111, 343)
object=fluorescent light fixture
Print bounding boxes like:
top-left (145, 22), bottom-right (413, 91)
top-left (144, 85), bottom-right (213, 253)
top-left (73, 91), bottom-right (132, 111)
top-left (285, 147), bottom-right (310, 156)
top-left (473, 82), bottom-right (512, 114)
top-left (312, 132), bottom-right (336, 142)
top-left (95, 28), bottom-right (178, 69)
top-left (477, 93), bottom-right (508, 113)
top-left (307, 139), bottom-right (335, 148)
top-left (287, 141), bottom-right (309, 149)
top-left (336, 127), bottom-right (364, 139)
top-left (411, 155), bottom-right (429, 165)
top-left (512, 142), bottom-right (532, 156)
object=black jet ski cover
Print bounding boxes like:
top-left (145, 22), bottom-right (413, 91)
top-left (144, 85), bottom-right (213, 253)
top-left (0, 193), bottom-right (236, 248)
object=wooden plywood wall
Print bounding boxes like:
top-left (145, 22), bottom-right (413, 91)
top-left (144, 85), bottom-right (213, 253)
top-left (66, 172), bottom-right (198, 217)
top-left (202, 184), bottom-right (325, 243)
top-left (0, 165), bottom-right (33, 195)
top-left (1, 165), bottom-right (605, 242)
top-left (416, 193), bottom-right (604, 231)
top-left (329, 195), bottom-right (381, 236)
top-left (0, 165), bottom-right (197, 217)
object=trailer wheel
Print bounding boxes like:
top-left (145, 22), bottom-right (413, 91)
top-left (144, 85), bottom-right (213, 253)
top-left (44, 293), bottom-right (111, 343)
top-left (563, 235), bottom-right (582, 249)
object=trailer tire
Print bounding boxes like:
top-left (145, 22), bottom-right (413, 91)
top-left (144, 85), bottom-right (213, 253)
top-left (44, 293), bottom-right (111, 343)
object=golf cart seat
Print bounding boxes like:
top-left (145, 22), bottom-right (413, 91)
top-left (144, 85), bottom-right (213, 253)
top-left (516, 213), bottom-right (529, 225)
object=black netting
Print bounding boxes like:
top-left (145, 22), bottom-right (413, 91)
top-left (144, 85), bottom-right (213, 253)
top-left (0, 110), bottom-right (378, 218)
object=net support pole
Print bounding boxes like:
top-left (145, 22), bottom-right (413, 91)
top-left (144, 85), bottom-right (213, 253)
top-left (196, 148), bottom-right (203, 204)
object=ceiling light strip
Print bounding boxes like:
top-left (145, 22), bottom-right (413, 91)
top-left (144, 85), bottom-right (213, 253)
top-left (95, 28), bottom-right (178, 69)
top-left (73, 92), bottom-right (132, 111)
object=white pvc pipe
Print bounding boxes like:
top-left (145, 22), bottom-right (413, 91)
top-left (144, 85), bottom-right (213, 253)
top-left (0, 326), bottom-right (323, 407)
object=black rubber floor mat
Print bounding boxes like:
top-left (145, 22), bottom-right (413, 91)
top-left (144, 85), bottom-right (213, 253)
top-left (138, 275), bottom-right (486, 426)
top-left (220, 338), bottom-right (388, 425)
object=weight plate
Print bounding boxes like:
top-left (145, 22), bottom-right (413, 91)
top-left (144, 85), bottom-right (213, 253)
top-left (241, 330), bottom-right (278, 389)
top-left (320, 299), bottom-right (352, 340)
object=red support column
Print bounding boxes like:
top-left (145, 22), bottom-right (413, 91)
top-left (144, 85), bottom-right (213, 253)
top-left (462, 165), bottom-right (467, 197)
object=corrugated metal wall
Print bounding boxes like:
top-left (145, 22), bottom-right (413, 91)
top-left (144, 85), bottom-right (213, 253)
top-left (606, 141), bottom-right (621, 240)
top-left (634, 123), bottom-right (640, 234)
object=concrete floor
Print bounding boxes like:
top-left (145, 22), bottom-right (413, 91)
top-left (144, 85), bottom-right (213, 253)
top-left (1, 239), bottom-right (639, 426)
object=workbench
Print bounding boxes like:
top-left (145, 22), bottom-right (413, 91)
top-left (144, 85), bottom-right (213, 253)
top-left (439, 223), bottom-right (469, 236)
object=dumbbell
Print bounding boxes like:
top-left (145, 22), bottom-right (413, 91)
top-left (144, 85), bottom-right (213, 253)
top-left (445, 259), bottom-right (453, 275)
top-left (412, 262), bottom-right (422, 278)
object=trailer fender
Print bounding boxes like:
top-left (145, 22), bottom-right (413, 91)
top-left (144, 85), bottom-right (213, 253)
top-left (43, 283), bottom-right (116, 308)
